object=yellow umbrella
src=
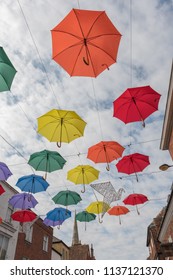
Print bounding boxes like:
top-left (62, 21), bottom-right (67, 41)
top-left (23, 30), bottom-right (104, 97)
top-left (86, 201), bottom-right (110, 223)
top-left (37, 109), bottom-right (87, 147)
top-left (67, 165), bottom-right (99, 193)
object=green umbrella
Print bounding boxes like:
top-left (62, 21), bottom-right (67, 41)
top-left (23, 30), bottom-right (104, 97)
top-left (76, 210), bottom-right (96, 230)
top-left (52, 190), bottom-right (82, 209)
top-left (0, 47), bottom-right (17, 92)
top-left (28, 149), bottom-right (66, 179)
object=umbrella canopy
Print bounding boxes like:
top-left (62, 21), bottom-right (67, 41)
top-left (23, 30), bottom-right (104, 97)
top-left (123, 193), bottom-right (148, 215)
top-left (11, 209), bottom-right (37, 223)
top-left (108, 205), bottom-right (130, 224)
top-left (45, 207), bottom-right (71, 222)
top-left (116, 153), bottom-right (150, 182)
top-left (67, 165), bottom-right (100, 193)
top-left (51, 9), bottom-right (121, 77)
top-left (52, 190), bottom-right (82, 208)
top-left (0, 184), bottom-right (5, 195)
top-left (16, 174), bottom-right (49, 194)
top-left (8, 192), bottom-right (38, 209)
top-left (37, 109), bottom-right (87, 147)
top-left (0, 162), bottom-right (13, 181)
top-left (28, 149), bottom-right (66, 179)
top-left (76, 210), bottom-right (96, 230)
top-left (43, 218), bottom-right (64, 229)
top-left (0, 46), bottom-right (17, 92)
top-left (87, 141), bottom-right (125, 171)
top-left (86, 201), bottom-right (110, 223)
top-left (113, 86), bottom-right (161, 127)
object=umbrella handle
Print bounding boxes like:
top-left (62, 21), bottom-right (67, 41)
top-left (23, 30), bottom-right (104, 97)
top-left (102, 64), bottom-right (110, 71)
top-left (57, 225), bottom-right (60, 230)
top-left (106, 164), bottom-right (110, 171)
top-left (81, 184), bottom-right (85, 193)
top-left (83, 57), bottom-right (89, 65)
top-left (98, 214), bottom-right (103, 224)
top-left (136, 205), bottom-right (140, 215)
top-left (57, 142), bottom-right (62, 148)
top-left (142, 120), bottom-right (145, 128)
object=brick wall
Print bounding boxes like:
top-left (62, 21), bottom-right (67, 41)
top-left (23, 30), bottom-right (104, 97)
top-left (14, 218), bottom-right (53, 260)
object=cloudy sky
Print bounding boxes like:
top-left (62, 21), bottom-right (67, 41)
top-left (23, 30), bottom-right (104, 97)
top-left (1, 0), bottom-right (173, 260)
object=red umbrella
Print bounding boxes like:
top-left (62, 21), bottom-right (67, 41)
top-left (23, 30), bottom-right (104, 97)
top-left (11, 209), bottom-right (37, 223)
top-left (0, 184), bottom-right (5, 195)
top-left (87, 141), bottom-right (125, 171)
top-left (113, 86), bottom-right (161, 127)
top-left (51, 9), bottom-right (121, 77)
top-left (115, 153), bottom-right (150, 181)
top-left (123, 193), bottom-right (148, 215)
top-left (107, 205), bottom-right (130, 224)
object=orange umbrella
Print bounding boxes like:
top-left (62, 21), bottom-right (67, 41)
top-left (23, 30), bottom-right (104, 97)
top-left (108, 205), bottom-right (129, 224)
top-left (51, 9), bottom-right (121, 77)
top-left (87, 141), bottom-right (125, 171)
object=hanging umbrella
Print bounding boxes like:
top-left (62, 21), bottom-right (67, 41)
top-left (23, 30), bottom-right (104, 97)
top-left (76, 210), bottom-right (96, 230)
top-left (116, 153), bottom-right (150, 182)
top-left (37, 109), bottom-right (87, 147)
top-left (123, 193), bottom-right (148, 215)
top-left (52, 190), bottom-right (82, 209)
top-left (0, 162), bottom-right (13, 180)
top-left (67, 165), bottom-right (100, 193)
top-left (15, 174), bottom-right (49, 194)
top-left (11, 209), bottom-right (37, 223)
top-left (0, 46), bottom-right (17, 92)
top-left (0, 184), bottom-right (5, 195)
top-left (28, 149), bottom-right (66, 179)
top-left (87, 141), bottom-right (125, 171)
top-left (107, 205), bottom-right (130, 224)
top-left (8, 192), bottom-right (38, 209)
top-left (86, 201), bottom-right (110, 223)
top-left (43, 218), bottom-right (64, 229)
top-left (113, 86), bottom-right (161, 127)
top-left (51, 9), bottom-right (121, 78)
top-left (45, 207), bottom-right (71, 229)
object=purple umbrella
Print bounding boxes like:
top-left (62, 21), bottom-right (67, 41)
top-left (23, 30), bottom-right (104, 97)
top-left (43, 218), bottom-right (63, 227)
top-left (0, 162), bottom-right (13, 180)
top-left (8, 192), bottom-right (38, 209)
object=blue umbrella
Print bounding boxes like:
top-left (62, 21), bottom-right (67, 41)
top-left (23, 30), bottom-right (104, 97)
top-left (16, 174), bottom-right (49, 194)
top-left (8, 192), bottom-right (38, 209)
top-left (46, 207), bottom-right (71, 222)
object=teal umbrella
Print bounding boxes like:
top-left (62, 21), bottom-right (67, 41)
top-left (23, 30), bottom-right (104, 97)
top-left (76, 210), bottom-right (96, 230)
top-left (0, 47), bottom-right (17, 92)
top-left (28, 149), bottom-right (66, 179)
top-left (52, 190), bottom-right (82, 209)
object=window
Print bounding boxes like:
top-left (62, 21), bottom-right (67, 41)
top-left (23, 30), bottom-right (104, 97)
top-left (168, 235), bottom-right (172, 243)
top-left (25, 225), bottom-right (33, 243)
top-left (43, 235), bottom-right (49, 252)
top-left (0, 234), bottom-right (9, 260)
top-left (5, 205), bottom-right (14, 223)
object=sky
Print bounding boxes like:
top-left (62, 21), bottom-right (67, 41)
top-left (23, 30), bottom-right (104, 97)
top-left (0, 0), bottom-right (173, 260)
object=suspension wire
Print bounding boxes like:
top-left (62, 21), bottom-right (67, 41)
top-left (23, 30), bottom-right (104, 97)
top-left (77, 0), bottom-right (80, 9)
top-left (17, 0), bottom-right (61, 108)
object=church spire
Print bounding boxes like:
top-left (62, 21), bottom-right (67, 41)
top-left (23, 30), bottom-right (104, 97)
top-left (72, 211), bottom-right (81, 246)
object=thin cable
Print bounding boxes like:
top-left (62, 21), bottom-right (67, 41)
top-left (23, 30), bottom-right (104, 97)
top-left (17, 0), bottom-right (61, 108)
top-left (130, 0), bottom-right (133, 87)
top-left (91, 79), bottom-right (104, 140)
top-left (77, 0), bottom-right (80, 9)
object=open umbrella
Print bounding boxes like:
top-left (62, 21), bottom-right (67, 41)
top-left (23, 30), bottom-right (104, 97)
top-left (16, 174), bottom-right (49, 194)
top-left (0, 46), bottom-right (17, 92)
top-left (45, 207), bottom-right (71, 229)
top-left (116, 153), bottom-right (150, 182)
top-left (28, 149), bottom-right (66, 179)
top-left (37, 109), bottom-right (87, 147)
top-left (123, 193), bottom-right (148, 215)
top-left (52, 190), bottom-right (82, 209)
top-left (8, 192), bottom-right (38, 209)
top-left (107, 205), bottom-right (130, 224)
top-left (86, 201), bottom-right (110, 223)
top-left (0, 184), bottom-right (5, 195)
top-left (11, 209), bottom-right (37, 223)
top-left (67, 165), bottom-right (100, 193)
top-left (0, 162), bottom-right (13, 180)
top-left (76, 210), bottom-right (96, 230)
top-left (51, 9), bottom-right (121, 77)
top-left (87, 141), bottom-right (125, 171)
top-left (113, 86), bottom-right (161, 127)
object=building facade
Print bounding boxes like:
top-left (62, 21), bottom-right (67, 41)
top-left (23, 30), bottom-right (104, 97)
top-left (0, 181), bottom-right (20, 260)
